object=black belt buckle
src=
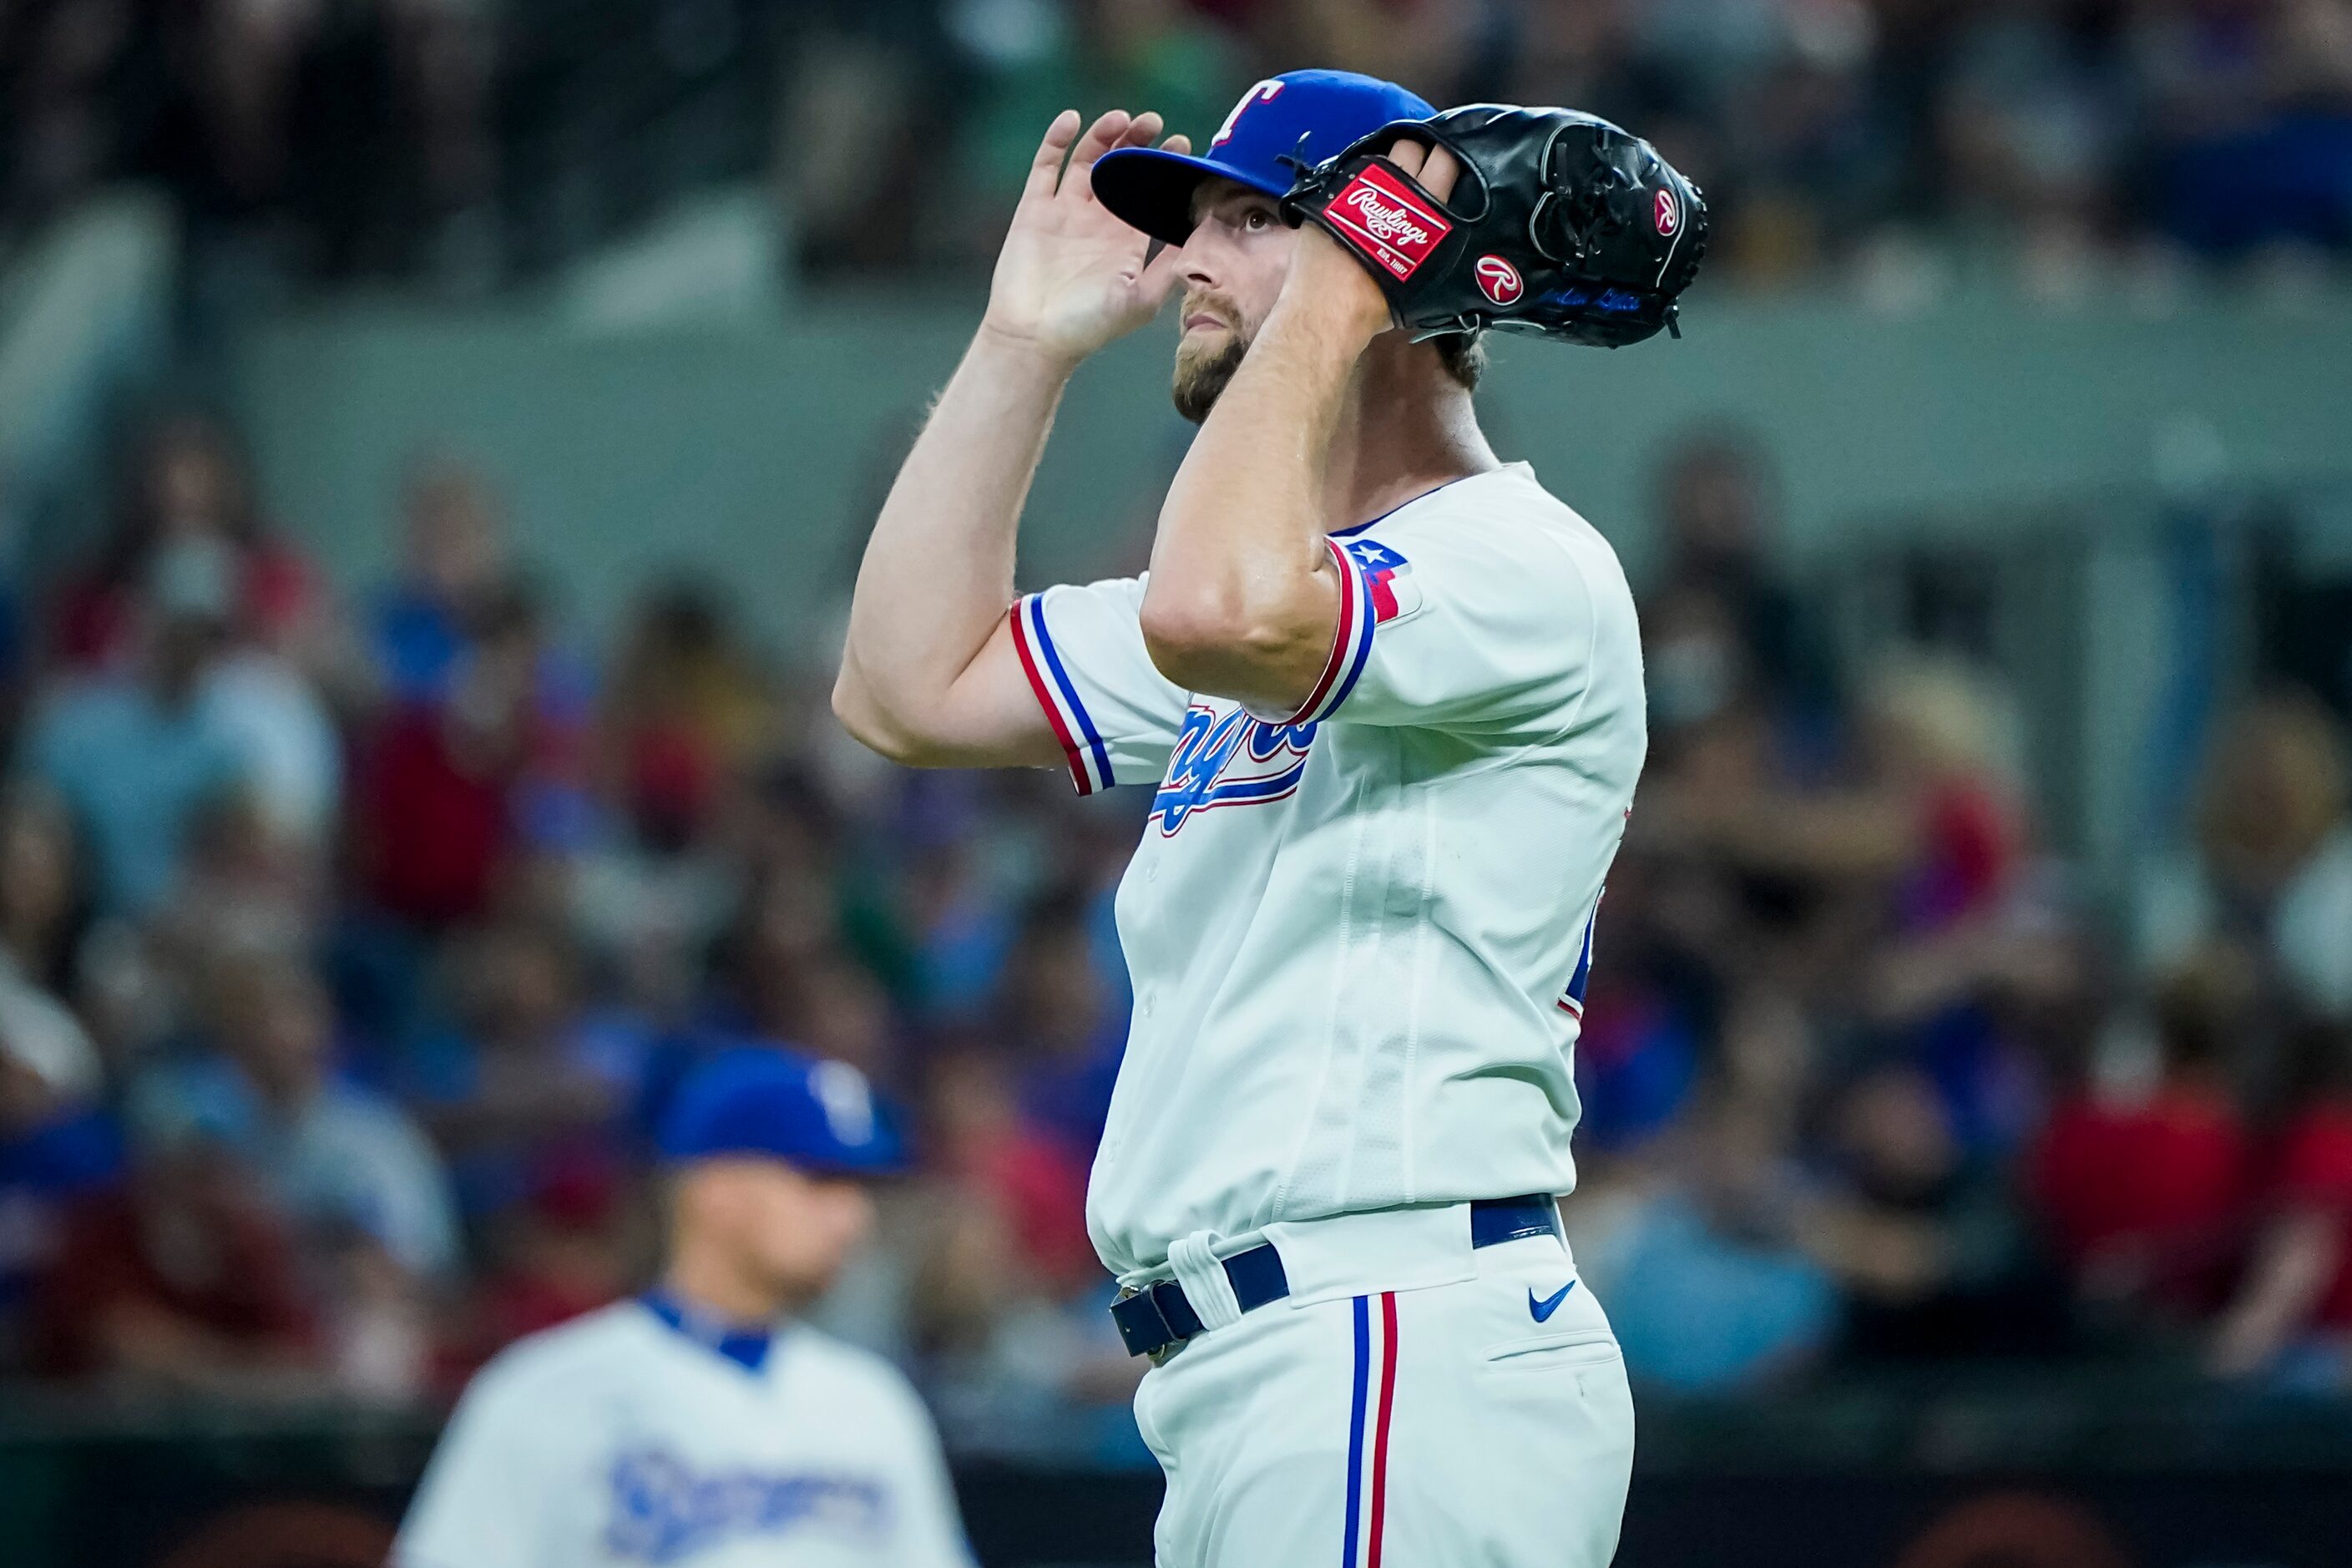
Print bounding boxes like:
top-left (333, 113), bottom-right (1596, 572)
top-left (1109, 1201), bottom-right (1553, 1362)
top-left (1111, 1280), bottom-right (1185, 1359)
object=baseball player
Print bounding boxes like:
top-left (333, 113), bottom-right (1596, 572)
top-left (396, 1050), bottom-right (973, 1568)
top-left (833, 71), bottom-right (1705, 1568)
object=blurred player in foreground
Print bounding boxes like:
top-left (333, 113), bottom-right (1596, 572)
top-left (834, 65), bottom-right (1702, 1568)
top-left (396, 1049), bottom-right (972, 1568)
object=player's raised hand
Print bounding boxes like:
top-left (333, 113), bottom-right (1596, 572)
top-left (983, 110), bottom-right (1191, 367)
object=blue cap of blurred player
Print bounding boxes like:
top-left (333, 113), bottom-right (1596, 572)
top-left (656, 1048), bottom-right (906, 1176)
top-left (1093, 70), bottom-right (1437, 249)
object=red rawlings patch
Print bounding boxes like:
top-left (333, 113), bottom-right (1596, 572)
top-left (1654, 188), bottom-right (1680, 236)
top-left (1322, 164), bottom-right (1452, 282)
top-left (1474, 254), bottom-right (1523, 306)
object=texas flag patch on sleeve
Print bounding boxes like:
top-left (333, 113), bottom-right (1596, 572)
top-left (1343, 537), bottom-right (1423, 625)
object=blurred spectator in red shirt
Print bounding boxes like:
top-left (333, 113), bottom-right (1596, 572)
top-left (353, 584), bottom-right (590, 925)
top-left (2031, 954), bottom-right (2254, 1313)
top-left (913, 1044), bottom-right (1142, 1460)
top-left (0, 937), bottom-right (119, 1371)
top-left (33, 1137), bottom-right (319, 1389)
top-left (442, 1145), bottom-right (634, 1384)
top-left (2212, 1023), bottom-right (2352, 1383)
top-left (50, 415), bottom-right (322, 672)
top-left (925, 1044), bottom-right (1095, 1297)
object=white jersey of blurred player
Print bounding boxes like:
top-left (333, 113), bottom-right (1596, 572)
top-left (397, 1297), bottom-right (973, 1568)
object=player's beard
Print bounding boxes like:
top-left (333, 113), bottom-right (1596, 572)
top-left (1171, 294), bottom-right (1253, 425)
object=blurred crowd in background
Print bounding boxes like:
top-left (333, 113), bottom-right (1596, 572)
top-left (3, 0), bottom-right (2351, 294)
top-left (2, 407), bottom-right (2350, 1464)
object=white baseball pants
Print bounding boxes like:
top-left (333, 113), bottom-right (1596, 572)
top-left (1130, 1214), bottom-right (1635, 1568)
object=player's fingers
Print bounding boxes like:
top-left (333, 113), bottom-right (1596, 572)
top-left (1161, 132), bottom-right (1192, 156)
top-left (1114, 111), bottom-right (1165, 151)
top-left (1023, 110), bottom-right (1083, 201)
top-left (1418, 143), bottom-right (1463, 202)
top-left (1078, 112), bottom-right (1163, 204)
top-left (1064, 109), bottom-right (1135, 187)
top-left (1387, 138), bottom-right (1461, 203)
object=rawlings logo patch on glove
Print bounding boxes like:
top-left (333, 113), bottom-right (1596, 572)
top-left (1321, 165), bottom-right (1453, 280)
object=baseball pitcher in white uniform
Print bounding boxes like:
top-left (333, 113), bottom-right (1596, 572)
top-left (396, 1050), bottom-right (973, 1568)
top-left (835, 68), bottom-right (1671, 1568)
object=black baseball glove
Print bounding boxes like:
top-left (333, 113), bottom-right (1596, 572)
top-left (1280, 104), bottom-right (1709, 349)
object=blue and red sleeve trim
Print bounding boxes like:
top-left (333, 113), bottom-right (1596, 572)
top-left (1009, 594), bottom-right (1115, 795)
top-left (1277, 537), bottom-right (1379, 726)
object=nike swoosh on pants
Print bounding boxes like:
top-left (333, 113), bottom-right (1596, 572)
top-left (1528, 1281), bottom-right (1576, 1323)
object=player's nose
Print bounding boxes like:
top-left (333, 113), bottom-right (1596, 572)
top-left (1176, 227), bottom-right (1223, 292)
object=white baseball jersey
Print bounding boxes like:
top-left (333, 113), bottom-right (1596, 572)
top-left (1009, 462), bottom-right (1646, 1285)
top-left (396, 1300), bottom-right (974, 1568)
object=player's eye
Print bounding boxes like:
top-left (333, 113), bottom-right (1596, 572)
top-left (1243, 207), bottom-right (1273, 231)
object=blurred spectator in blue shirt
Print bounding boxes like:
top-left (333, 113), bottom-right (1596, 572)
top-left (2142, 0), bottom-right (2352, 256)
top-left (998, 889), bottom-right (1125, 1159)
top-left (1588, 1091), bottom-right (1839, 1393)
top-left (129, 946), bottom-right (459, 1280)
top-left (15, 541), bottom-right (249, 915)
top-left (372, 458), bottom-right (511, 709)
top-left (402, 920), bottom-right (643, 1220)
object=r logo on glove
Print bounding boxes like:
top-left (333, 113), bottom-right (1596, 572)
top-left (1475, 255), bottom-right (1524, 306)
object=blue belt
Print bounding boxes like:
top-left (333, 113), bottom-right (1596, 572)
top-left (1110, 1195), bottom-right (1560, 1360)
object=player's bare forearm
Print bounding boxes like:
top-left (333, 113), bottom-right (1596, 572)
top-left (1140, 247), bottom-right (1383, 712)
top-left (833, 326), bottom-right (1071, 767)
top-left (1141, 139), bottom-right (1457, 715)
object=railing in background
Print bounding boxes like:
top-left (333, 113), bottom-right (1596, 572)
top-left (3, 1376), bottom-right (2349, 1567)
top-left (1813, 478), bottom-right (2352, 921)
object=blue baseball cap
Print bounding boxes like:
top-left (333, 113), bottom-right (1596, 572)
top-left (1094, 69), bottom-right (1436, 248)
top-left (657, 1048), bottom-right (907, 1176)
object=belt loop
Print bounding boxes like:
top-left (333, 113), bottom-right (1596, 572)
top-left (1169, 1232), bottom-right (1242, 1333)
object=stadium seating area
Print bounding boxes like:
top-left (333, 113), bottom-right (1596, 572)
top-left (3, 410), bottom-right (2350, 1465)
top-left (3, 0), bottom-right (2349, 290)
top-left (3, 1), bottom-right (2352, 1505)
